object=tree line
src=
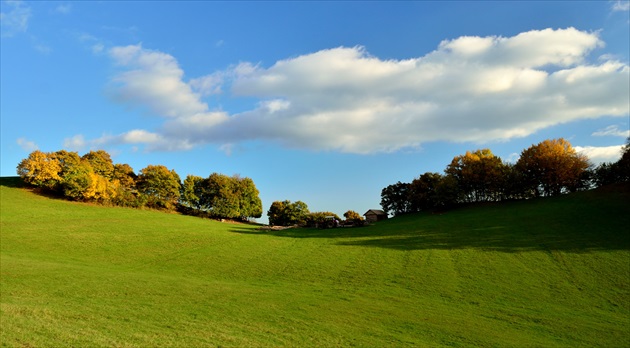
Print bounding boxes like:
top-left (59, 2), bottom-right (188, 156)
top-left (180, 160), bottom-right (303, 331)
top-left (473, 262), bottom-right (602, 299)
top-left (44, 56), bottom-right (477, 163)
top-left (266, 200), bottom-right (364, 227)
top-left (381, 138), bottom-right (630, 216)
top-left (16, 149), bottom-right (263, 220)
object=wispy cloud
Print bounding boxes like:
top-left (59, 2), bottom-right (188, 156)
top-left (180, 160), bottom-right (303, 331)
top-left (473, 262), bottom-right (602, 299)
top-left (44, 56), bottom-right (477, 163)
top-left (76, 28), bottom-right (629, 155)
top-left (0, 0), bottom-right (31, 37)
top-left (16, 137), bottom-right (38, 152)
top-left (592, 125), bottom-right (630, 137)
top-left (611, 1), bottom-right (630, 12)
top-left (54, 3), bottom-right (72, 15)
top-left (63, 134), bottom-right (86, 151)
top-left (77, 32), bottom-right (106, 55)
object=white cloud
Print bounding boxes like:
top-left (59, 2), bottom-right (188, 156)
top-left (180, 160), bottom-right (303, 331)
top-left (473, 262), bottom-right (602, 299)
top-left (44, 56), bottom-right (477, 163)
top-left (592, 125), bottom-right (630, 137)
top-left (16, 137), bottom-right (38, 152)
top-left (575, 145), bottom-right (624, 164)
top-left (612, 1), bottom-right (630, 12)
top-left (0, 0), bottom-right (31, 37)
top-left (77, 32), bottom-right (106, 55)
top-left (54, 4), bottom-right (72, 14)
top-left (108, 44), bottom-right (211, 118)
top-left (63, 134), bottom-right (87, 151)
top-left (189, 73), bottom-right (224, 96)
top-left (82, 28), bottom-right (629, 154)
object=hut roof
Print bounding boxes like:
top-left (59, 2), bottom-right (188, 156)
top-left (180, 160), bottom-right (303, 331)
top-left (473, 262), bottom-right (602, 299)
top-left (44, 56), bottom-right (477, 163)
top-left (364, 209), bottom-right (386, 216)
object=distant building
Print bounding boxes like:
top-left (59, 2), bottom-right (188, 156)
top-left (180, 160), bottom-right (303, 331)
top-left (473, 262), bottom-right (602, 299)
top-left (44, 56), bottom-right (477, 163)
top-left (364, 209), bottom-right (388, 223)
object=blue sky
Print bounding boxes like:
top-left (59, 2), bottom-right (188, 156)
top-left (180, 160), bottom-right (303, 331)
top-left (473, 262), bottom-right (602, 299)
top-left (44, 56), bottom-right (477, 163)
top-left (2, 1), bottom-right (629, 223)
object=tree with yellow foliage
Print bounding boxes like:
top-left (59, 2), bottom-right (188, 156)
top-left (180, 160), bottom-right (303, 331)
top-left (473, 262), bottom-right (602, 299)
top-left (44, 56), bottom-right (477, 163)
top-left (515, 138), bottom-right (590, 197)
top-left (445, 149), bottom-right (506, 202)
top-left (82, 150), bottom-right (114, 179)
top-left (16, 150), bottom-right (62, 190)
top-left (136, 165), bottom-right (181, 210)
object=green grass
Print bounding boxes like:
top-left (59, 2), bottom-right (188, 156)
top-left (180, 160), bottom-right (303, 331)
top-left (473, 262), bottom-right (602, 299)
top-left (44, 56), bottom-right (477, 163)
top-left (1, 176), bottom-right (629, 347)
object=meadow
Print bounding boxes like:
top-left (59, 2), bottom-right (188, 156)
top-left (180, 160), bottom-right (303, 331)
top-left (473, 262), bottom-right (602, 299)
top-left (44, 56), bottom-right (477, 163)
top-left (1, 177), bottom-right (628, 347)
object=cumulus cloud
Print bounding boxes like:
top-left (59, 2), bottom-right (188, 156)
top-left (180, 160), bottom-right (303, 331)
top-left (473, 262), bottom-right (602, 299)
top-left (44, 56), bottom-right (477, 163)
top-left (0, 0), bottom-right (31, 37)
top-left (80, 28), bottom-right (629, 154)
top-left (108, 44), bottom-right (213, 118)
top-left (575, 145), bottom-right (624, 164)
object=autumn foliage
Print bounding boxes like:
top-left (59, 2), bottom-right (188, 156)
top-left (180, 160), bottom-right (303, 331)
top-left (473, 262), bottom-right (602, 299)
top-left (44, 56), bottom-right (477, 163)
top-left (16, 149), bottom-right (262, 220)
top-left (381, 138), bottom-right (627, 216)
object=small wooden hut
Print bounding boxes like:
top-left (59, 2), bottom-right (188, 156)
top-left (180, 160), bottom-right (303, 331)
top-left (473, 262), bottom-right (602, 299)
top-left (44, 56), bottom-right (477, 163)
top-left (363, 209), bottom-right (388, 223)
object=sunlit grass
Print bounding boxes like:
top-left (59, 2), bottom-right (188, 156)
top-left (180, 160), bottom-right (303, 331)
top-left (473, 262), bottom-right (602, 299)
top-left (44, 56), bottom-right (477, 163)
top-left (1, 177), bottom-right (628, 347)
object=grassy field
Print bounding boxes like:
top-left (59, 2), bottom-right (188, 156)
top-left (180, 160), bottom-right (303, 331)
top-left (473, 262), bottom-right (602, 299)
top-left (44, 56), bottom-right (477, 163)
top-left (1, 176), bottom-right (629, 347)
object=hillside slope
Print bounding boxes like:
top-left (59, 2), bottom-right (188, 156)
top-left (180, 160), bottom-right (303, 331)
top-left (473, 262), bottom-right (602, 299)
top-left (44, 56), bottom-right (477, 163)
top-left (1, 177), bottom-right (629, 347)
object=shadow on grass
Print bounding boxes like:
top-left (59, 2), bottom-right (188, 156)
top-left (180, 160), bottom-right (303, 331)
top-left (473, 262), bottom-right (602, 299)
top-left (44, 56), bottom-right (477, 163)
top-left (230, 184), bottom-right (630, 252)
top-left (231, 223), bottom-right (629, 252)
top-left (0, 177), bottom-right (26, 188)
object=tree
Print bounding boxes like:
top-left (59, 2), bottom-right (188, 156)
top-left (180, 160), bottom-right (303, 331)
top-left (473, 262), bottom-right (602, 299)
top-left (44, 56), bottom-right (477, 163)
top-left (267, 200), bottom-right (310, 226)
top-left (434, 174), bottom-right (459, 208)
top-left (307, 211), bottom-right (342, 228)
top-left (515, 138), bottom-right (590, 197)
top-left (112, 163), bottom-right (137, 190)
top-left (136, 165), bottom-right (182, 210)
top-left (380, 182), bottom-right (411, 216)
top-left (82, 150), bottom-right (114, 179)
top-left (445, 149), bottom-right (506, 202)
top-left (16, 150), bottom-right (62, 190)
top-left (409, 172), bottom-right (443, 211)
top-left (343, 210), bottom-right (362, 221)
top-left (285, 200), bottom-right (309, 226)
top-left (61, 160), bottom-right (94, 200)
top-left (235, 176), bottom-right (263, 220)
top-left (181, 174), bottom-right (204, 210)
top-left (205, 173), bottom-right (240, 218)
top-left (617, 136), bottom-right (630, 182)
top-left (267, 200), bottom-right (288, 226)
top-left (53, 150), bottom-right (82, 181)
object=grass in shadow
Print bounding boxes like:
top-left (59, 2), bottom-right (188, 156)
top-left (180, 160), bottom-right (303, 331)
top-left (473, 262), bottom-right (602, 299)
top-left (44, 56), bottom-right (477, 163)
top-left (233, 183), bottom-right (630, 252)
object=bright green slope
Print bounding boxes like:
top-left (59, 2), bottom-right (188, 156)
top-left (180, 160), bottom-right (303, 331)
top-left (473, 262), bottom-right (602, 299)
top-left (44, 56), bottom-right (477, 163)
top-left (1, 177), bottom-right (629, 347)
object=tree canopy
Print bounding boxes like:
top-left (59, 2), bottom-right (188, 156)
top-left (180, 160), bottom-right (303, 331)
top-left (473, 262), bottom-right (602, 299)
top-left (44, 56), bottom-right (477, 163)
top-left (16, 149), bottom-right (263, 221)
top-left (515, 138), bottom-right (590, 197)
top-left (267, 200), bottom-right (310, 226)
top-left (380, 138), bottom-right (625, 215)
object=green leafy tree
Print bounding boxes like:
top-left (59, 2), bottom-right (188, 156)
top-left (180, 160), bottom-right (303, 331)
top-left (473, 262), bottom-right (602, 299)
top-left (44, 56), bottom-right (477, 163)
top-left (53, 150), bottom-right (82, 182)
top-left (307, 211), bottom-right (342, 228)
top-left (136, 165), bottom-right (182, 210)
top-left (409, 172), bottom-right (442, 211)
top-left (617, 136), bottom-right (630, 182)
top-left (236, 176), bottom-right (263, 220)
top-left (380, 182), bottom-right (411, 216)
top-left (434, 174), bottom-right (459, 208)
top-left (61, 160), bottom-right (94, 200)
top-left (267, 200), bottom-right (288, 226)
top-left (285, 200), bottom-right (310, 226)
top-left (205, 173), bottom-right (240, 218)
top-left (182, 174), bottom-right (204, 210)
top-left (267, 200), bottom-right (310, 226)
